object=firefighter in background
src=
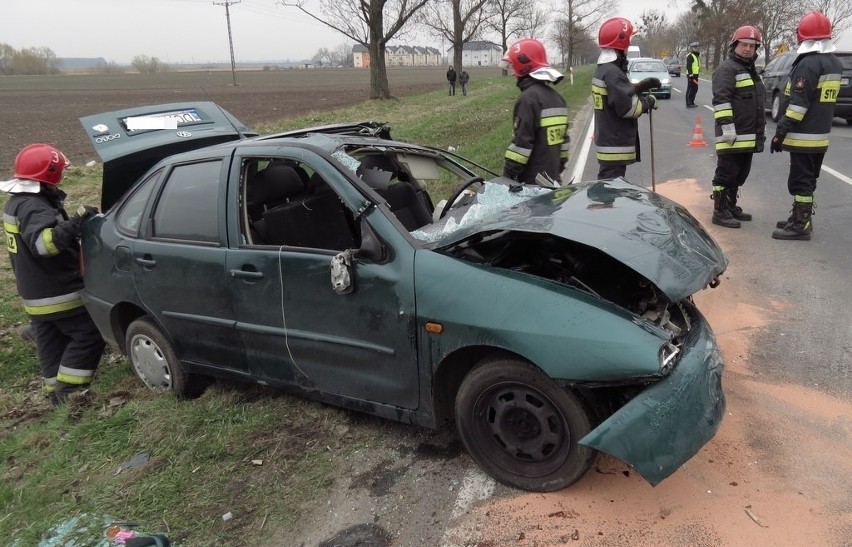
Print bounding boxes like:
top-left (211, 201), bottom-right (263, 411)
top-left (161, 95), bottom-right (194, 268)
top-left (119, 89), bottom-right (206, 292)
top-left (500, 38), bottom-right (570, 185)
top-left (710, 26), bottom-right (766, 229)
top-left (685, 41), bottom-right (701, 107)
top-left (592, 17), bottom-right (658, 180)
top-left (770, 11), bottom-right (842, 241)
top-left (2, 143), bottom-right (104, 405)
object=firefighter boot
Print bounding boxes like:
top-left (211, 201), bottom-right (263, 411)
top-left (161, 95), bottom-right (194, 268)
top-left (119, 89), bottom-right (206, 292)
top-left (775, 208), bottom-right (794, 229)
top-left (711, 189), bottom-right (741, 228)
top-left (726, 187), bottom-right (752, 221)
top-left (772, 201), bottom-right (813, 240)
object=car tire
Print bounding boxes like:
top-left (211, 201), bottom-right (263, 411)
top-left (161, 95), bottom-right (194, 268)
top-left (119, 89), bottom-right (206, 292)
top-left (455, 358), bottom-right (596, 492)
top-left (771, 93), bottom-right (783, 122)
top-left (663, 94), bottom-right (671, 99)
top-left (126, 317), bottom-right (208, 398)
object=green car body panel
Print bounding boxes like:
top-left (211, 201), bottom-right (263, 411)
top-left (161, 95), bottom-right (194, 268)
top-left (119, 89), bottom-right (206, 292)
top-left (78, 102), bottom-right (728, 488)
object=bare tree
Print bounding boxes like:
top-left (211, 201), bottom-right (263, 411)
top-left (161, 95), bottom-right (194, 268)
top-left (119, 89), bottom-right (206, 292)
top-left (634, 10), bottom-right (669, 58)
top-left (690, 0), bottom-right (762, 69)
top-left (332, 42), bottom-right (356, 67)
top-left (281, 0), bottom-right (430, 99)
top-left (755, 0), bottom-right (799, 63)
top-left (419, 0), bottom-right (492, 73)
top-left (312, 47), bottom-right (333, 66)
top-left (550, 0), bottom-right (617, 67)
top-left (486, 0), bottom-right (537, 56)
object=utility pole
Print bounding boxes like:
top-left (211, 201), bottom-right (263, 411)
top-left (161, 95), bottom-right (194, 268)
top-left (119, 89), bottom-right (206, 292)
top-left (214, 0), bottom-right (240, 86)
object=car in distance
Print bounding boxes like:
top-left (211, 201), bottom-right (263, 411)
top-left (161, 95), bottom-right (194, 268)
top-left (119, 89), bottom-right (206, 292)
top-left (762, 50), bottom-right (852, 124)
top-left (78, 102), bottom-right (728, 492)
top-left (663, 57), bottom-right (682, 77)
top-left (627, 57), bottom-right (673, 98)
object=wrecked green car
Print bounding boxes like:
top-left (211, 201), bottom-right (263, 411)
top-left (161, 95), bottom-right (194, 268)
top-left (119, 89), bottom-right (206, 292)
top-left (79, 102), bottom-right (727, 492)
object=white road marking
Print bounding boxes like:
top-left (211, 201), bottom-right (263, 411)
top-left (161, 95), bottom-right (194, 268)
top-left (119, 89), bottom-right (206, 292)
top-left (822, 164), bottom-right (852, 187)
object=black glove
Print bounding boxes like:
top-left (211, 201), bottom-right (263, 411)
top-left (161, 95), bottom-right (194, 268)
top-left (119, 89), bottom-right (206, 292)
top-left (76, 205), bottom-right (100, 219)
top-left (641, 94), bottom-right (658, 112)
top-left (770, 133), bottom-right (785, 154)
top-left (634, 78), bottom-right (662, 94)
top-left (756, 134), bottom-right (766, 153)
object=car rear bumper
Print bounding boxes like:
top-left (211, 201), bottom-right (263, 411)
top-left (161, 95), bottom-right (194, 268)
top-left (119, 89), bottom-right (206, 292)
top-left (579, 305), bottom-right (725, 485)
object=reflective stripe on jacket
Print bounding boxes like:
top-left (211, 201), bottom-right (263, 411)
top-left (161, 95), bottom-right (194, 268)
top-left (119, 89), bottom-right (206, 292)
top-left (778, 52), bottom-right (843, 154)
top-left (592, 61), bottom-right (648, 166)
top-left (712, 54), bottom-right (766, 154)
top-left (503, 78), bottom-right (569, 184)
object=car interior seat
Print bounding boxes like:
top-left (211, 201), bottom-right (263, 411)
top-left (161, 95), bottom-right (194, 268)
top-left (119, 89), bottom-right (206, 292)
top-left (376, 181), bottom-right (433, 232)
top-left (249, 165), bottom-right (306, 244)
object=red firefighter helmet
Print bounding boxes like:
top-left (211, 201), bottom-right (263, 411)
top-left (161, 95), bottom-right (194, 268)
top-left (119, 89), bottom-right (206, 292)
top-left (797, 11), bottom-right (832, 43)
top-left (501, 38), bottom-right (550, 77)
top-left (730, 26), bottom-right (762, 47)
top-left (14, 143), bottom-right (71, 185)
top-left (598, 18), bottom-right (634, 51)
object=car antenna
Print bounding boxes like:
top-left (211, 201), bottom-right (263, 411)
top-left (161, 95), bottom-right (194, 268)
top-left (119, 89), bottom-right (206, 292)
top-left (200, 85), bottom-right (250, 140)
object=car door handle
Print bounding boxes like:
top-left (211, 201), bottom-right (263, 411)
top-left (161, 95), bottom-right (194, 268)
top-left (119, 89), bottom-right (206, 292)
top-left (230, 269), bottom-right (264, 279)
top-left (135, 257), bottom-right (157, 267)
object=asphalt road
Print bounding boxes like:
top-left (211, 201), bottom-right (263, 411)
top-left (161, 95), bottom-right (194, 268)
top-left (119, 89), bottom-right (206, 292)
top-left (572, 78), bottom-right (852, 399)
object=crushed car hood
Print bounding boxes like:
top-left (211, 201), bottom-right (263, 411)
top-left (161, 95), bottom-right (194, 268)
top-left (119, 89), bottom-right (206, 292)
top-left (430, 179), bottom-right (727, 302)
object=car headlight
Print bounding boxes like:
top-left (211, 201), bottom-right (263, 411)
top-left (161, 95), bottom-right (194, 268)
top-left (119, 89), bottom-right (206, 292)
top-left (629, 78), bottom-right (640, 84)
top-left (661, 78), bottom-right (671, 85)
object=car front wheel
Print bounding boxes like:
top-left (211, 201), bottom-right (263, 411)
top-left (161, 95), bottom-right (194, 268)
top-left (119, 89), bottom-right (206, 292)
top-left (125, 317), bottom-right (207, 398)
top-left (455, 358), bottom-right (596, 492)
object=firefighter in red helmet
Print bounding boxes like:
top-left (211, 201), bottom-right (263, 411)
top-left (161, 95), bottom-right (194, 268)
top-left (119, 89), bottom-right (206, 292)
top-left (2, 143), bottom-right (104, 405)
top-left (770, 11), bottom-right (843, 240)
top-left (591, 17), bottom-right (658, 180)
top-left (500, 38), bottom-right (570, 185)
top-left (709, 25), bottom-right (767, 228)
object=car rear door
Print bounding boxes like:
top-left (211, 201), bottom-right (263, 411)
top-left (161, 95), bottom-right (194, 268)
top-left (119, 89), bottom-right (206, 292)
top-left (132, 158), bottom-right (247, 373)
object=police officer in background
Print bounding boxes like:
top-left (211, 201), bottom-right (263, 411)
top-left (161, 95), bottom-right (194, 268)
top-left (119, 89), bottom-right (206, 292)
top-left (685, 41), bottom-right (701, 107)
top-left (710, 26), bottom-right (766, 229)
top-left (500, 38), bottom-right (570, 185)
top-left (2, 143), bottom-right (104, 405)
top-left (770, 11), bottom-right (843, 241)
top-left (592, 17), bottom-right (658, 180)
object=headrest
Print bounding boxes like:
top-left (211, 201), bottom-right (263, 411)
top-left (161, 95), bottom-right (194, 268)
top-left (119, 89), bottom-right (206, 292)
top-left (249, 165), bottom-right (304, 203)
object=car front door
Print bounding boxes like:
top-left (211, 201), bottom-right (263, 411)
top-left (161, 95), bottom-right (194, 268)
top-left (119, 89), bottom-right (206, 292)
top-left (224, 153), bottom-right (419, 409)
top-left (132, 159), bottom-right (247, 373)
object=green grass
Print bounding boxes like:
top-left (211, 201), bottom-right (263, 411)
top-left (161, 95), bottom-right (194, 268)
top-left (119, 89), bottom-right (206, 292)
top-left (0, 65), bottom-right (593, 546)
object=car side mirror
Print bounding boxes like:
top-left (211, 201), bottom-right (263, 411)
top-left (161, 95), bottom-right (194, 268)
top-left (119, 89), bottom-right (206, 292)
top-left (355, 217), bottom-right (385, 263)
top-left (330, 249), bottom-right (355, 295)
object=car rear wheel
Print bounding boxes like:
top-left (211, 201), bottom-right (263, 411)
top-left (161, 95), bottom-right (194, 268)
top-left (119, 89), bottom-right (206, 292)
top-left (126, 317), bottom-right (208, 398)
top-left (455, 358), bottom-right (596, 492)
top-left (771, 93), bottom-right (783, 122)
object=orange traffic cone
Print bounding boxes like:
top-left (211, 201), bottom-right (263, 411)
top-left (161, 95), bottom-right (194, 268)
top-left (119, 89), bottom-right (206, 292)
top-left (688, 115), bottom-right (708, 147)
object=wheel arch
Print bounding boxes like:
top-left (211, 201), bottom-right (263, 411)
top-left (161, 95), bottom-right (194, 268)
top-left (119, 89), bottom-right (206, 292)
top-left (431, 346), bottom-right (538, 426)
top-left (109, 303), bottom-right (153, 354)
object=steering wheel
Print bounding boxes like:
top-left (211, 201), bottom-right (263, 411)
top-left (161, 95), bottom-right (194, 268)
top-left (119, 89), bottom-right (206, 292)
top-left (439, 176), bottom-right (484, 219)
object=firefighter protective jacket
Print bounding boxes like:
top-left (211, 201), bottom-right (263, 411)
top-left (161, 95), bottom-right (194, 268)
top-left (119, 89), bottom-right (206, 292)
top-left (3, 186), bottom-right (86, 320)
top-left (778, 52), bottom-right (843, 154)
top-left (712, 53), bottom-right (767, 154)
top-left (592, 61), bottom-right (651, 167)
top-left (503, 77), bottom-right (570, 184)
top-left (686, 51), bottom-right (701, 77)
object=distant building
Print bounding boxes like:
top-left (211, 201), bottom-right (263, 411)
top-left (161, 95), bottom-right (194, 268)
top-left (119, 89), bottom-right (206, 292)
top-left (447, 41), bottom-right (503, 67)
top-left (352, 44), bottom-right (440, 68)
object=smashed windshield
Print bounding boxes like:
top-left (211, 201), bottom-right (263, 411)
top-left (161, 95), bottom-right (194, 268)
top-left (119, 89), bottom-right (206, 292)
top-left (412, 183), bottom-right (553, 243)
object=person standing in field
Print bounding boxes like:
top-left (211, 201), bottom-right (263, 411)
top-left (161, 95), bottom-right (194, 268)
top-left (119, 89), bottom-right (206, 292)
top-left (459, 70), bottom-right (470, 96)
top-left (446, 66), bottom-right (457, 96)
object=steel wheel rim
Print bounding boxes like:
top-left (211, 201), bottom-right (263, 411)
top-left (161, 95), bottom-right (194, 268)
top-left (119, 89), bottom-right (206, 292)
top-left (471, 382), bottom-right (571, 477)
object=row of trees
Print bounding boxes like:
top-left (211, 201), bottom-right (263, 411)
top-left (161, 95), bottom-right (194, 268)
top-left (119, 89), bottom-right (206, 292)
top-left (311, 43), bottom-right (357, 67)
top-left (0, 44), bottom-right (60, 75)
top-left (283, 0), bottom-right (850, 100)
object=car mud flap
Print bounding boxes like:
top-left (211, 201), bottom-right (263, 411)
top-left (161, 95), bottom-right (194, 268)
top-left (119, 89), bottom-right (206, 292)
top-left (578, 318), bottom-right (725, 486)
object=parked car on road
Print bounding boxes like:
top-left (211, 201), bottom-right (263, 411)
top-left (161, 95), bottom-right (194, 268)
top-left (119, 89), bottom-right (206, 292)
top-left (761, 50), bottom-right (852, 124)
top-left (663, 57), bottom-right (682, 77)
top-left (78, 102), bottom-right (728, 492)
top-left (627, 57), bottom-right (673, 98)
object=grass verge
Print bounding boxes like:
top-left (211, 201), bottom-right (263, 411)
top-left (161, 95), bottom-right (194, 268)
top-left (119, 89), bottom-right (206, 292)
top-left (0, 65), bottom-right (592, 546)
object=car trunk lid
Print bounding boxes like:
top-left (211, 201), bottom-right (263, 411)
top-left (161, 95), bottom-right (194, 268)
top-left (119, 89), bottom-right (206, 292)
top-left (79, 101), bottom-right (257, 210)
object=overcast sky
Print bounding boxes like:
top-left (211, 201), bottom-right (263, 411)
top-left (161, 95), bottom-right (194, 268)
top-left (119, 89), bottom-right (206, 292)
top-left (2, 0), bottom-right (850, 65)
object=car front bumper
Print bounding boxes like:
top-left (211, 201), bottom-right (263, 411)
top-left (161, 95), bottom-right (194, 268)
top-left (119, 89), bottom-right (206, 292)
top-left (579, 305), bottom-right (725, 485)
